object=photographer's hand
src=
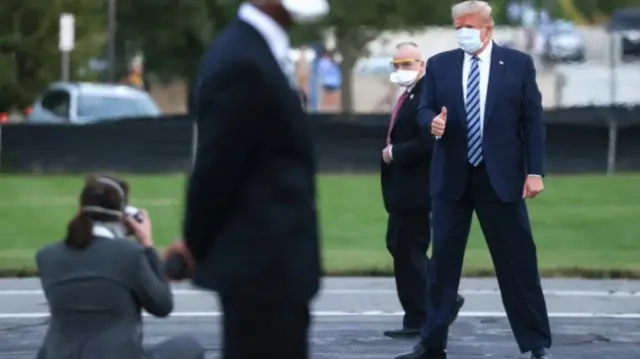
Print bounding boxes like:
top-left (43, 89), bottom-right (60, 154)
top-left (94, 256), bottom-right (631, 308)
top-left (163, 240), bottom-right (196, 281)
top-left (126, 209), bottom-right (153, 248)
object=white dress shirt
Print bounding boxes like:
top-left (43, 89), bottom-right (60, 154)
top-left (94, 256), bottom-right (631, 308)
top-left (462, 40), bottom-right (493, 135)
top-left (460, 41), bottom-right (540, 177)
top-left (238, 3), bottom-right (290, 74)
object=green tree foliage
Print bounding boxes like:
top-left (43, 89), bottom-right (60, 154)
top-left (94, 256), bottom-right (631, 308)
top-left (0, 0), bottom-right (106, 111)
top-left (123, 0), bottom-right (640, 112)
top-left (117, 0), bottom-right (458, 111)
top-left (116, 0), bottom-right (239, 87)
top-left (311, 0), bottom-right (458, 112)
top-left (489, 0), bottom-right (640, 24)
top-left (574, 0), bottom-right (640, 22)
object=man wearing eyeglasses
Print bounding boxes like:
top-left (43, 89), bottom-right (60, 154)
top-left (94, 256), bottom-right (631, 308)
top-left (381, 42), bottom-right (465, 339)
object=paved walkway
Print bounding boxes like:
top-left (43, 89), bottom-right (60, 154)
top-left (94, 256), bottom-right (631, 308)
top-left (2, 278), bottom-right (639, 358)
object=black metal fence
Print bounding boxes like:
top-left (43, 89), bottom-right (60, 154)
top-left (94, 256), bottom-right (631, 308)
top-left (1, 106), bottom-right (639, 174)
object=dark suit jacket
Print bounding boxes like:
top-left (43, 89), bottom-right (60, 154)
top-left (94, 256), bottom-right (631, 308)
top-left (184, 19), bottom-right (320, 304)
top-left (36, 236), bottom-right (173, 359)
top-left (381, 76), bottom-right (433, 213)
top-left (418, 43), bottom-right (545, 202)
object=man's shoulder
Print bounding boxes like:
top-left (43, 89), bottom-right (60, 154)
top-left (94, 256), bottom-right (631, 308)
top-left (496, 44), bottom-right (532, 63)
top-left (209, 20), bottom-right (265, 60)
top-left (201, 21), bottom-right (266, 75)
top-left (428, 49), bottom-right (461, 64)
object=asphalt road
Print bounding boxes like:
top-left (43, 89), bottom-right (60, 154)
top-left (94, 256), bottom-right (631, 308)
top-left (2, 278), bottom-right (639, 358)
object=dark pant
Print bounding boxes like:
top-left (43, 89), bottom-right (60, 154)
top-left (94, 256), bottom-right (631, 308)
top-left (221, 295), bottom-right (310, 359)
top-left (386, 211), bottom-right (431, 328)
top-left (147, 335), bottom-right (205, 359)
top-left (422, 164), bottom-right (551, 353)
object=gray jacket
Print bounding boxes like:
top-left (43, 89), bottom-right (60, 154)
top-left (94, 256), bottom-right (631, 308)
top-left (36, 229), bottom-right (173, 359)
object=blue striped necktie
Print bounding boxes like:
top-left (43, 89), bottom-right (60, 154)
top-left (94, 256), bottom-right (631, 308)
top-left (466, 56), bottom-right (483, 166)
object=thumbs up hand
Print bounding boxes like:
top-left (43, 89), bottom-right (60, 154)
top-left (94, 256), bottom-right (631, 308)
top-left (431, 106), bottom-right (447, 137)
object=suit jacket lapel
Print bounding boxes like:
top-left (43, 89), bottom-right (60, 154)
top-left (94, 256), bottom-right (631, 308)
top-left (452, 50), bottom-right (466, 124)
top-left (391, 77), bottom-right (422, 131)
top-left (238, 19), bottom-right (300, 96)
top-left (484, 43), bottom-right (504, 125)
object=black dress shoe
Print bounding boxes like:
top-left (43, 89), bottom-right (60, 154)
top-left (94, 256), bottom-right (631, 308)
top-left (449, 294), bottom-right (465, 325)
top-left (384, 327), bottom-right (421, 338)
top-left (395, 342), bottom-right (446, 359)
top-left (531, 348), bottom-right (551, 359)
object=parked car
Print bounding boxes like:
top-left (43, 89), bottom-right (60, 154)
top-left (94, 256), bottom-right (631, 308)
top-left (354, 56), bottom-right (393, 76)
top-left (540, 20), bottom-right (586, 63)
top-left (0, 110), bottom-right (27, 124)
top-left (608, 7), bottom-right (640, 61)
top-left (26, 82), bottom-right (161, 124)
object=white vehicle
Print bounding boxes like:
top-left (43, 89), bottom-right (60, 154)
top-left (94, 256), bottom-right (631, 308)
top-left (27, 82), bottom-right (160, 124)
top-left (540, 20), bottom-right (586, 63)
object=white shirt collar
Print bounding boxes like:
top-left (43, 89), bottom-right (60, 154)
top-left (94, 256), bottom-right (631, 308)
top-left (92, 222), bottom-right (127, 239)
top-left (465, 40), bottom-right (493, 63)
top-left (93, 225), bottom-right (116, 238)
top-left (238, 2), bottom-right (290, 61)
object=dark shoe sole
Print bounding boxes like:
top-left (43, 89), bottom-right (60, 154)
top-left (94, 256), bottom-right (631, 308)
top-left (384, 329), bottom-right (421, 338)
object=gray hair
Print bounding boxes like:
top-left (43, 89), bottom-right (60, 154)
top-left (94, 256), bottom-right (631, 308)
top-left (451, 1), bottom-right (495, 25)
top-left (395, 41), bottom-right (418, 49)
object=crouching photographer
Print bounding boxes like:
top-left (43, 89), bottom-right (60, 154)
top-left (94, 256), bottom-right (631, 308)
top-left (35, 175), bottom-right (204, 359)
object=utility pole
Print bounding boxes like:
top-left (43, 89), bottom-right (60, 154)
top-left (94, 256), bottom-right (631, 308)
top-left (59, 14), bottom-right (75, 81)
top-left (107, 0), bottom-right (117, 82)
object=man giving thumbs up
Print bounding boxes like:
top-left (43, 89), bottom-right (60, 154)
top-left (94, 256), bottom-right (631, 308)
top-left (431, 106), bottom-right (447, 137)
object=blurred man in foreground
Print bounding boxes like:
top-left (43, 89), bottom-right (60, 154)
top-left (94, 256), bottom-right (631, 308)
top-left (166, 1), bottom-right (330, 358)
top-left (382, 42), bottom-right (465, 339)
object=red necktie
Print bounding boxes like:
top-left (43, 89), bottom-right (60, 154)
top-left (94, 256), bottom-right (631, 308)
top-left (387, 91), bottom-right (409, 145)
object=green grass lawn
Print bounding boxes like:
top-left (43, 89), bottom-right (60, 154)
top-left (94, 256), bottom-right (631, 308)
top-left (0, 174), bottom-right (639, 277)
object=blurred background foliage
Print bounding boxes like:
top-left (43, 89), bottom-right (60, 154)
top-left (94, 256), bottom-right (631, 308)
top-left (0, 0), bottom-right (637, 111)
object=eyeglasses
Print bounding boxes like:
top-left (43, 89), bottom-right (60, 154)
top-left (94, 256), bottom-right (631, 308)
top-left (390, 59), bottom-right (421, 70)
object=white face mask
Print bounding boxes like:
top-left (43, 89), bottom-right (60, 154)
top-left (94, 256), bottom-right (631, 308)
top-left (281, 0), bottom-right (329, 23)
top-left (390, 70), bottom-right (419, 87)
top-left (456, 28), bottom-right (484, 54)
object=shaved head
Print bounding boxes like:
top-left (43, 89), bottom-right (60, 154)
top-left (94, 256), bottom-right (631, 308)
top-left (393, 42), bottom-right (422, 62)
top-left (391, 42), bottom-right (424, 74)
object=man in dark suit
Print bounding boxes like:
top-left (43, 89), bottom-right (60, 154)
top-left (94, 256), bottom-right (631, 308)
top-left (382, 42), bottom-right (465, 339)
top-left (396, 1), bottom-right (552, 359)
top-left (170, 1), bottom-right (330, 358)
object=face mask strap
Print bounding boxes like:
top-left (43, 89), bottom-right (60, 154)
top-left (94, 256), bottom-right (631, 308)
top-left (281, 0), bottom-right (329, 23)
top-left (391, 59), bottom-right (422, 71)
top-left (390, 70), bottom-right (419, 87)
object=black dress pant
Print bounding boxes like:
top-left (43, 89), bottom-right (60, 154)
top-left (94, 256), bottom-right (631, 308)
top-left (422, 164), bottom-right (551, 353)
top-left (221, 295), bottom-right (310, 359)
top-left (386, 210), bottom-right (431, 328)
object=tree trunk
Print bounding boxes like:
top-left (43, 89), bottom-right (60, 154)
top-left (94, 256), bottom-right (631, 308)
top-left (334, 25), bottom-right (379, 118)
top-left (338, 54), bottom-right (356, 116)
